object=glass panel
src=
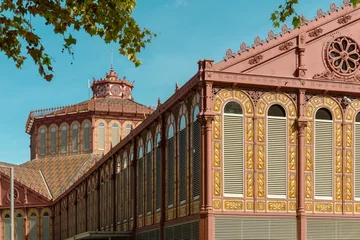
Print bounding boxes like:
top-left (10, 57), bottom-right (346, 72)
top-left (193, 106), bottom-right (200, 121)
top-left (193, 120), bottom-right (201, 198)
top-left (112, 123), bottom-right (119, 147)
top-left (40, 129), bottom-right (46, 155)
top-left (316, 108), bottom-right (332, 120)
top-left (51, 128), bottom-right (56, 154)
top-left (168, 137), bottom-right (174, 206)
top-left (16, 214), bottom-right (22, 240)
top-left (126, 124), bottom-right (132, 136)
top-left (4, 215), bottom-right (10, 240)
top-left (268, 104), bottom-right (286, 117)
top-left (180, 115), bottom-right (186, 130)
top-left (72, 125), bottom-right (78, 152)
top-left (98, 123), bottom-right (105, 150)
top-left (84, 123), bottom-right (90, 150)
top-left (43, 215), bottom-right (50, 239)
top-left (224, 101), bottom-right (242, 114)
top-left (61, 126), bottom-right (67, 153)
top-left (168, 125), bottom-right (174, 139)
top-left (30, 215), bottom-right (37, 240)
top-left (356, 113), bottom-right (360, 122)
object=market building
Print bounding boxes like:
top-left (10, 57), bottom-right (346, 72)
top-left (2, 0), bottom-right (360, 239)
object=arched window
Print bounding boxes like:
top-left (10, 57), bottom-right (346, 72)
top-left (42, 212), bottom-right (50, 240)
top-left (98, 123), bottom-right (105, 150)
top-left (4, 214), bottom-right (10, 240)
top-left (155, 133), bottom-right (161, 211)
top-left (315, 108), bottom-right (333, 200)
top-left (112, 123), bottom-right (119, 147)
top-left (116, 157), bottom-right (121, 223)
top-left (125, 124), bottom-right (132, 136)
top-left (356, 113), bottom-right (360, 200)
top-left (130, 152), bottom-right (134, 219)
top-left (167, 124), bottom-right (175, 206)
top-left (83, 123), bottom-right (90, 151)
top-left (179, 115), bottom-right (187, 204)
top-left (51, 127), bottom-right (56, 154)
top-left (193, 106), bottom-right (200, 200)
top-left (123, 158), bottom-right (128, 222)
top-left (16, 213), bottom-right (23, 240)
top-left (146, 140), bottom-right (152, 214)
top-left (267, 104), bottom-right (287, 198)
top-left (30, 212), bottom-right (37, 240)
top-left (138, 146), bottom-right (144, 217)
top-left (223, 101), bottom-right (243, 196)
top-left (40, 128), bottom-right (46, 155)
top-left (72, 125), bottom-right (79, 152)
top-left (61, 126), bottom-right (67, 153)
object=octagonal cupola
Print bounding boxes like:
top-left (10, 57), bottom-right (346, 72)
top-left (91, 68), bottom-right (134, 100)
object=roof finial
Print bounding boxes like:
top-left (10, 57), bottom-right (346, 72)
top-left (110, 49), bottom-right (114, 71)
top-left (175, 82), bottom-right (179, 91)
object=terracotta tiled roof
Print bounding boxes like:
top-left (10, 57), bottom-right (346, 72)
top-left (26, 97), bottom-right (154, 133)
top-left (0, 162), bottom-right (51, 199)
top-left (20, 154), bottom-right (101, 198)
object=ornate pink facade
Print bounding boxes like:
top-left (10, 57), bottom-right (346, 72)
top-left (3, 1), bottom-right (360, 239)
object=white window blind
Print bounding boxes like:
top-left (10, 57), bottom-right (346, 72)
top-left (223, 114), bottom-right (243, 196)
top-left (267, 117), bottom-right (287, 197)
top-left (315, 120), bottom-right (333, 199)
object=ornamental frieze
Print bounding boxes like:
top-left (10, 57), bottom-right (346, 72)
top-left (289, 174), bottom-right (296, 199)
top-left (346, 150), bottom-right (352, 173)
top-left (278, 41), bottom-right (294, 51)
top-left (306, 175), bottom-right (312, 199)
top-left (246, 145), bottom-right (254, 169)
top-left (257, 119), bottom-right (265, 142)
top-left (214, 142), bottom-right (221, 167)
top-left (345, 203), bottom-right (353, 213)
top-left (308, 28), bottom-right (323, 38)
top-left (246, 118), bottom-right (253, 142)
top-left (346, 177), bottom-right (352, 200)
top-left (289, 147), bottom-right (296, 171)
top-left (306, 147), bottom-right (313, 171)
top-left (315, 202), bottom-right (333, 213)
top-left (213, 200), bottom-right (222, 210)
top-left (336, 176), bottom-right (342, 200)
top-left (257, 173), bottom-right (265, 198)
top-left (336, 149), bottom-right (342, 173)
top-left (335, 123), bottom-right (342, 147)
top-left (268, 201), bottom-right (286, 211)
top-left (248, 55), bottom-right (263, 65)
top-left (224, 200), bottom-right (243, 211)
top-left (289, 202), bottom-right (296, 212)
top-left (257, 201), bottom-right (265, 211)
top-left (246, 201), bottom-right (254, 211)
top-left (338, 15), bottom-right (352, 24)
top-left (214, 171), bottom-right (221, 196)
top-left (257, 145), bottom-right (265, 170)
top-left (213, 116), bottom-right (221, 140)
top-left (289, 120), bottom-right (296, 144)
top-left (355, 204), bottom-right (360, 213)
top-left (246, 173), bottom-right (253, 197)
top-left (336, 204), bottom-right (342, 213)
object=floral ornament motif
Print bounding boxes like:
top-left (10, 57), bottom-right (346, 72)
top-left (308, 28), bottom-right (323, 38)
top-left (266, 30), bottom-right (278, 42)
top-left (338, 15), bottom-right (352, 24)
top-left (342, 0), bottom-right (351, 8)
top-left (315, 8), bottom-right (326, 20)
top-left (252, 36), bottom-right (264, 48)
top-left (224, 48), bottom-right (235, 60)
top-left (328, 3), bottom-right (339, 14)
top-left (238, 42), bottom-right (250, 54)
top-left (326, 36), bottom-right (360, 76)
top-left (279, 41), bottom-right (294, 51)
top-left (280, 24), bottom-right (291, 35)
top-left (248, 55), bottom-right (263, 65)
top-left (300, 14), bottom-right (310, 26)
top-left (313, 70), bottom-right (335, 79)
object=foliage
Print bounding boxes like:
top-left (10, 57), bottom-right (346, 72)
top-left (271, 0), bottom-right (360, 29)
top-left (0, 0), bottom-right (156, 81)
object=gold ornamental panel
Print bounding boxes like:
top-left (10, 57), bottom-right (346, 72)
top-left (288, 202), bottom-right (296, 212)
top-left (335, 149), bottom-right (342, 173)
top-left (257, 118), bottom-right (265, 142)
top-left (346, 107), bottom-right (355, 121)
top-left (334, 107), bottom-right (342, 121)
top-left (346, 124), bottom-right (353, 147)
top-left (335, 204), bottom-right (342, 213)
top-left (335, 123), bottom-right (342, 147)
top-left (246, 201), bottom-right (254, 211)
top-left (346, 176), bottom-right (352, 200)
top-left (213, 142), bottom-right (221, 167)
top-left (167, 209), bottom-right (174, 220)
top-left (346, 149), bottom-right (352, 173)
top-left (246, 173), bottom-right (253, 197)
top-left (335, 176), bottom-right (342, 200)
top-left (306, 122), bottom-right (312, 145)
top-left (213, 200), bottom-right (222, 210)
top-left (315, 202), bottom-right (333, 213)
top-left (234, 90), bottom-right (247, 102)
top-left (246, 118), bottom-right (254, 142)
top-left (246, 144), bottom-right (254, 170)
top-left (289, 146), bottom-right (296, 171)
top-left (306, 147), bottom-right (312, 171)
top-left (355, 203), bottom-right (360, 213)
top-left (220, 89), bottom-right (231, 100)
top-left (256, 145), bottom-right (265, 170)
top-left (179, 205), bottom-right (186, 217)
top-left (244, 99), bottom-right (254, 115)
top-left (345, 203), bottom-right (353, 213)
top-left (305, 202), bottom-right (313, 212)
top-left (213, 97), bottom-right (222, 113)
top-left (289, 174), bottom-right (296, 199)
top-left (257, 101), bottom-right (266, 117)
top-left (191, 201), bottom-right (200, 214)
top-left (267, 201), bottom-right (287, 212)
top-left (213, 116), bottom-right (221, 140)
top-left (146, 215), bottom-right (152, 226)
top-left (288, 104), bottom-right (296, 118)
top-left (155, 212), bottom-right (160, 223)
top-left (214, 171), bottom-right (221, 196)
top-left (257, 201), bottom-right (266, 211)
top-left (306, 175), bottom-right (312, 199)
top-left (257, 173), bottom-right (265, 198)
top-left (289, 120), bottom-right (296, 144)
top-left (224, 200), bottom-right (244, 211)
top-left (265, 93), bottom-right (276, 103)
top-left (306, 104), bottom-right (315, 119)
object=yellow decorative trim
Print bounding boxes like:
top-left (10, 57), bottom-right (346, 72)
top-left (246, 145), bottom-right (254, 169)
top-left (315, 202), bottom-right (333, 213)
top-left (246, 173), bottom-right (253, 197)
top-left (267, 201), bottom-right (286, 212)
top-left (346, 176), bottom-right (352, 200)
top-left (257, 118), bottom-right (265, 142)
top-left (306, 175), bottom-right (312, 199)
top-left (346, 150), bottom-right (352, 173)
top-left (246, 201), bottom-right (254, 211)
top-left (257, 145), bottom-right (265, 170)
top-left (192, 201), bottom-right (200, 214)
top-left (257, 101), bottom-right (266, 116)
top-left (305, 147), bottom-right (312, 171)
top-left (305, 202), bottom-right (312, 212)
top-left (256, 201), bottom-right (265, 211)
top-left (355, 203), bottom-right (360, 213)
top-left (306, 122), bottom-right (312, 145)
top-left (213, 97), bottom-right (222, 113)
top-left (289, 146), bottom-right (296, 171)
top-left (246, 118), bottom-right (253, 142)
top-left (220, 89), bottom-right (231, 100)
top-left (335, 149), bottom-right (342, 173)
top-left (335, 204), bottom-right (342, 213)
top-left (214, 171), bottom-right (221, 196)
top-left (345, 203), bottom-right (353, 213)
top-left (289, 174), bottom-right (296, 199)
top-left (335, 123), bottom-right (342, 147)
top-left (213, 200), bottom-right (222, 210)
top-left (289, 120), bottom-right (296, 144)
top-left (335, 176), bottom-right (342, 200)
top-left (224, 200), bottom-right (243, 211)
top-left (179, 205), bottom-right (186, 217)
top-left (244, 99), bottom-right (254, 115)
top-left (257, 173), bottom-right (265, 198)
top-left (288, 202), bottom-right (296, 212)
top-left (234, 90), bottom-right (247, 101)
top-left (213, 142), bottom-right (221, 167)
top-left (213, 116), bottom-right (221, 140)
top-left (306, 104), bottom-right (315, 120)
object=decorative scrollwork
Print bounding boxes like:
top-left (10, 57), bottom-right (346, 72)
top-left (248, 55), bottom-right (263, 65)
top-left (246, 145), bottom-right (254, 169)
top-left (336, 176), bottom-right (342, 200)
top-left (279, 41), bottom-right (294, 51)
top-left (306, 175), bottom-right (312, 199)
top-left (338, 15), bottom-right (352, 24)
top-left (224, 200), bottom-right (243, 210)
top-left (268, 201), bottom-right (286, 211)
top-left (246, 173), bottom-right (253, 197)
top-left (214, 171), bottom-right (221, 196)
top-left (258, 173), bottom-right (265, 198)
top-left (257, 145), bottom-right (265, 170)
top-left (308, 28), bottom-right (323, 38)
top-left (289, 174), bottom-right (296, 198)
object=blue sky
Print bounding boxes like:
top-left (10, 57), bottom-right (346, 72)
top-left (0, 0), bottom-right (341, 164)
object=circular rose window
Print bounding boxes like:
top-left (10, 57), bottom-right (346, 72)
top-left (327, 36), bottom-right (360, 76)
